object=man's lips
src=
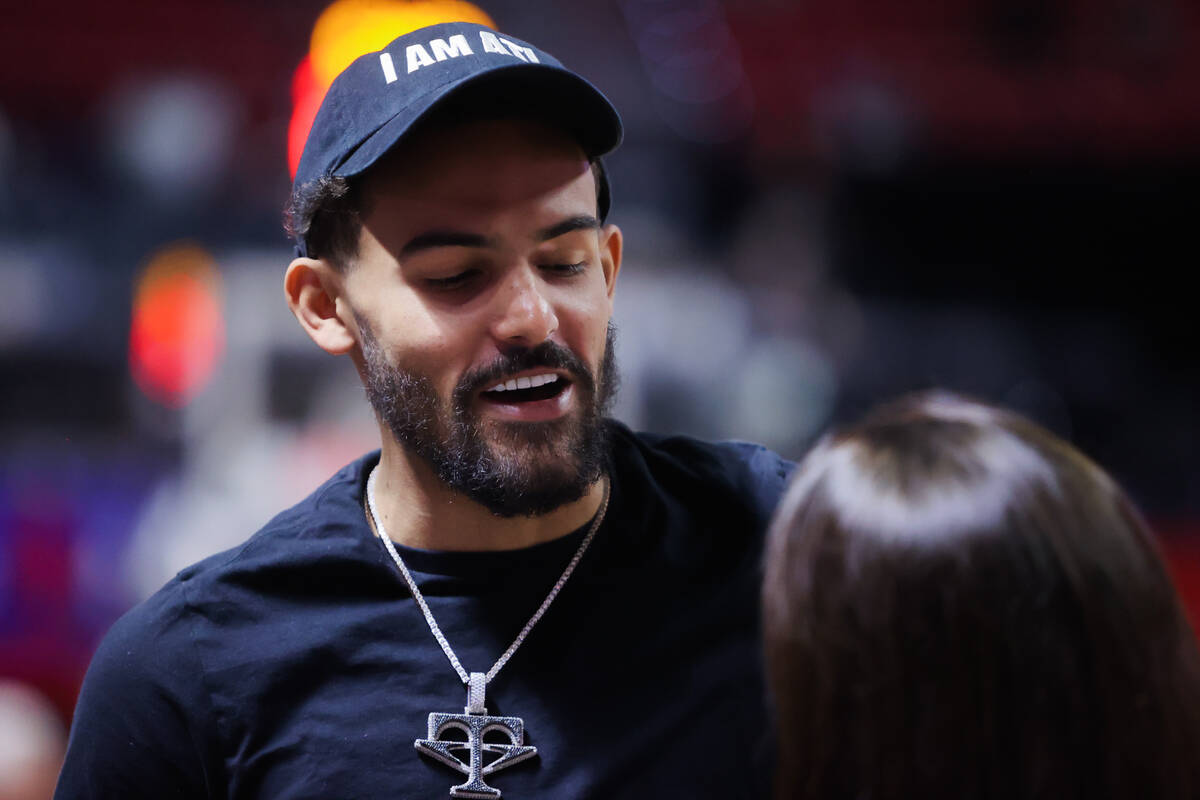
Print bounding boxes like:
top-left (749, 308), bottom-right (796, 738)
top-left (476, 369), bottom-right (574, 420)
top-left (483, 370), bottom-right (565, 394)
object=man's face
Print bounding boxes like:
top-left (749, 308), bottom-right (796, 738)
top-left (341, 118), bottom-right (622, 517)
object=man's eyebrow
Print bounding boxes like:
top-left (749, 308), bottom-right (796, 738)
top-left (399, 215), bottom-right (600, 257)
top-left (399, 230), bottom-right (494, 257)
top-left (536, 215), bottom-right (600, 242)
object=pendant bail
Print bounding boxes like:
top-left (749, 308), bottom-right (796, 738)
top-left (466, 672), bottom-right (488, 715)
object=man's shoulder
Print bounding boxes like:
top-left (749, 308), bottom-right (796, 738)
top-left (191, 450), bottom-right (375, 569)
top-left (50, 452), bottom-right (380, 799)
top-left (612, 419), bottom-right (793, 486)
top-left (115, 451), bottom-right (380, 643)
top-left (622, 424), bottom-right (792, 478)
top-left (240, 450), bottom-right (376, 551)
top-left (608, 419), bottom-right (795, 518)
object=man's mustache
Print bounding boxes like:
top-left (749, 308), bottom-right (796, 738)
top-left (455, 341), bottom-right (596, 402)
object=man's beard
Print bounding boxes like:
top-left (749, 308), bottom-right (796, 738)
top-left (358, 320), bottom-right (619, 518)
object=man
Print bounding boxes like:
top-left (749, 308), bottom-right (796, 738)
top-left (56, 22), bottom-right (792, 799)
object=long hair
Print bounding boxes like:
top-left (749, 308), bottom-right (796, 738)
top-left (763, 391), bottom-right (1200, 800)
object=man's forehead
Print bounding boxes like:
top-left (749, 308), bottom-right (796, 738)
top-left (355, 129), bottom-right (598, 254)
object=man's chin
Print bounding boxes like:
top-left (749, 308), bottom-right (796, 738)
top-left (469, 423), bottom-right (607, 517)
top-left (470, 469), bottom-right (596, 518)
top-left (481, 412), bottom-right (582, 449)
top-left (485, 436), bottom-right (591, 486)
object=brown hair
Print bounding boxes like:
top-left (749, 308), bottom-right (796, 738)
top-left (763, 390), bottom-right (1200, 800)
top-left (284, 174), bottom-right (361, 269)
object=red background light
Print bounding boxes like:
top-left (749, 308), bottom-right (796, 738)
top-left (128, 244), bottom-right (225, 408)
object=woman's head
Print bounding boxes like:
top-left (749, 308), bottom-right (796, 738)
top-left (764, 391), bottom-right (1200, 800)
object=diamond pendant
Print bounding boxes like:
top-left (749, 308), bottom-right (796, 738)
top-left (414, 673), bottom-right (538, 798)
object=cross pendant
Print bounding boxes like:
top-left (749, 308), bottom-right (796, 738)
top-left (414, 673), bottom-right (538, 798)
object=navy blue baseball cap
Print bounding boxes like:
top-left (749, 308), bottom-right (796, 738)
top-left (292, 21), bottom-right (623, 257)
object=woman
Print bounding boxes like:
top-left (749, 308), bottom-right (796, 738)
top-left (763, 391), bottom-right (1200, 799)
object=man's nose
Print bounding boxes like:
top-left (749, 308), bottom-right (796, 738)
top-left (490, 266), bottom-right (559, 346)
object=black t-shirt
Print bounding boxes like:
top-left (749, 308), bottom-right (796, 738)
top-left (56, 422), bottom-right (793, 799)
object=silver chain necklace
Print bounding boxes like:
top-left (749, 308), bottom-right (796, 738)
top-left (365, 466), bottom-right (609, 799)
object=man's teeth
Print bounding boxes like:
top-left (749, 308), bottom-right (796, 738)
top-left (486, 373), bottom-right (559, 393)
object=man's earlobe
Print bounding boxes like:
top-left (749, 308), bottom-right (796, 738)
top-left (600, 223), bottom-right (622, 298)
top-left (284, 258), bottom-right (356, 356)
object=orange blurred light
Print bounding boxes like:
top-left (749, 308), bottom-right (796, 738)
top-left (129, 243), bottom-right (225, 408)
top-left (310, 0), bottom-right (495, 88)
top-left (288, 0), bottom-right (495, 179)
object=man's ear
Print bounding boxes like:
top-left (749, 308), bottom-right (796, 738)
top-left (284, 258), bottom-right (356, 356)
top-left (599, 223), bottom-right (622, 300)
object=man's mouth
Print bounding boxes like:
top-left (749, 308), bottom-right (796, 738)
top-left (480, 372), bottom-right (569, 404)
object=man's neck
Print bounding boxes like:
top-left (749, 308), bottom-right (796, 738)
top-left (368, 439), bottom-right (607, 552)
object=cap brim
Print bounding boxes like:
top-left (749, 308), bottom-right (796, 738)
top-left (335, 62), bottom-right (622, 180)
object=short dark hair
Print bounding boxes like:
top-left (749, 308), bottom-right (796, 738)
top-left (763, 391), bottom-right (1200, 800)
top-left (284, 174), bottom-right (360, 270)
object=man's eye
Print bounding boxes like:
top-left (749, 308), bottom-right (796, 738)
top-left (425, 270), bottom-right (479, 290)
top-left (545, 261), bottom-right (587, 276)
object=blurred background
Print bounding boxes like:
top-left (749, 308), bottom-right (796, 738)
top-left (0, 0), bottom-right (1197, 787)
